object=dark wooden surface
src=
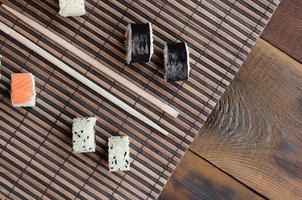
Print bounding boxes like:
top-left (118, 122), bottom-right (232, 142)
top-left (161, 0), bottom-right (302, 199)
top-left (262, 0), bottom-right (302, 62)
top-left (190, 38), bottom-right (302, 200)
top-left (159, 151), bottom-right (264, 200)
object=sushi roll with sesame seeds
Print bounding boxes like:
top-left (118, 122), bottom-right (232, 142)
top-left (72, 117), bottom-right (97, 153)
top-left (164, 42), bottom-right (191, 82)
top-left (108, 136), bottom-right (130, 172)
top-left (125, 22), bottom-right (153, 64)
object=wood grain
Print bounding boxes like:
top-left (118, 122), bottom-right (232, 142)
top-left (190, 38), bottom-right (302, 200)
top-left (261, 0), bottom-right (302, 62)
top-left (159, 150), bottom-right (264, 200)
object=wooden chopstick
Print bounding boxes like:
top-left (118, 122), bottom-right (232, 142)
top-left (2, 4), bottom-right (179, 118)
top-left (0, 21), bottom-right (169, 136)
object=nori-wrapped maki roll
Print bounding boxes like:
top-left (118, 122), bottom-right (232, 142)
top-left (125, 22), bottom-right (153, 64)
top-left (164, 42), bottom-right (190, 82)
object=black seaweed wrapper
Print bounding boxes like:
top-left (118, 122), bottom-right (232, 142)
top-left (165, 42), bottom-right (188, 81)
top-left (130, 24), bottom-right (151, 63)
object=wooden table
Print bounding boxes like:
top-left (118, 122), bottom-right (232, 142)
top-left (160, 0), bottom-right (302, 199)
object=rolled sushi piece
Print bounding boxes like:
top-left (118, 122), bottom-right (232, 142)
top-left (72, 117), bottom-right (97, 153)
top-left (125, 22), bottom-right (153, 64)
top-left (59, 0), bottom-right (86, 17)
top-left (108, 136), bottom-right (130, 172)
top-left (11, 73), bottom-right (36, 107)
top-left (164, 42), bottom-right (191, 82)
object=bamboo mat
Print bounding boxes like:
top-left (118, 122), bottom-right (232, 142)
top-left (0, 0), bottom-right (280, 199)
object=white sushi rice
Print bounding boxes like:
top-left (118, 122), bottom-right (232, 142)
top-left (163, 44), bottom-right (168, 79)
top-left (72, 117), bottom-right (97, 153)
top-left (59, 0), bottom-right (86, 17)
top-left (108, 136), bottom-right (130, 172)
top-left (184, 42), bottom-right (191, 79)
top-left (11, 73), bottom-right (36, 107)
top-left (125, 24), bottom-right (132, 64)
top-left (148, 22), bottom-right (154, 62)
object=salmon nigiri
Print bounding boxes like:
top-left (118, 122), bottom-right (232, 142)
top-left (11, 73), bottom-right (36, 107)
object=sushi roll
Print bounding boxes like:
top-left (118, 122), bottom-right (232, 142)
top-left (125, 22), bottom-right (153, 64)
top-left (108, 136), bottom-right (130, 172)
top-left (164, 42), bottom-right (191, 82)
top-left (11, 73), bottom-right (36, 107)
top-left (59, 0), bottom-right (86, 17)
top-left (72, 117), bottom-right (97, 153)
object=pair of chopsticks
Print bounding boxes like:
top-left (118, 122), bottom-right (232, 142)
top-left (0, 4), bottom-right (177, 136)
